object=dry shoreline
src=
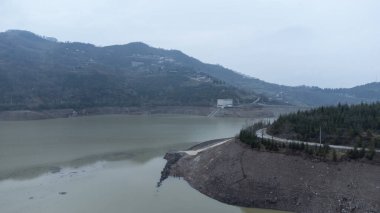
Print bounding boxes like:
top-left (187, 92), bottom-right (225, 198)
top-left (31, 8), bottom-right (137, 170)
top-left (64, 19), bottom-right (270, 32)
top-left (161, 139), bottom-right (380, 213)
top-left (0, 105), bottom-right (303, 121)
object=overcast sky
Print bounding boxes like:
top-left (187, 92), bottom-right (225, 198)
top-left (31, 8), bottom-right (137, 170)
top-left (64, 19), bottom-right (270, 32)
top-left (0, 0), bottom-right (379, 88)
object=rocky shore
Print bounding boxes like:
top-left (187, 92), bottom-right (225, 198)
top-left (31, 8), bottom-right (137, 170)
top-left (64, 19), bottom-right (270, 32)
top-left (161, 139), bottom-right (380, 213)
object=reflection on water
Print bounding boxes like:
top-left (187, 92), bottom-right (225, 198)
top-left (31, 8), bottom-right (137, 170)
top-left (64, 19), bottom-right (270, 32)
top-left (0, 115), bottom-right (287, 213)
top-left (3, 143), bottom-right (192, 181)
top-left (0, 157), bottom-right (288, 213)
top-left (0, 115), bottom-right (249, 180)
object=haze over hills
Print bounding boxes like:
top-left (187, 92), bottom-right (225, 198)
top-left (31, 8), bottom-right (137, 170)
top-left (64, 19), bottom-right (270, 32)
top-left (0, 30), bottom-right (379, 111)
top-left (0, 30), bottom-right (257, 110)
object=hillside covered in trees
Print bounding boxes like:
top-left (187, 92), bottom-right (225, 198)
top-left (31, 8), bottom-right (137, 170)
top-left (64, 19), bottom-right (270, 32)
top-left (0, 30), bottom-right (257, 110)
top-left (267, 103), bottom-right (380, 148)
top-left (1, 30), bottom-right (380, 111)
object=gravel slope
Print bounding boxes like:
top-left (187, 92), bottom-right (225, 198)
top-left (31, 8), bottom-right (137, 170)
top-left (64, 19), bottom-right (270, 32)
top-left (164, 140), bottom-right (380, 213)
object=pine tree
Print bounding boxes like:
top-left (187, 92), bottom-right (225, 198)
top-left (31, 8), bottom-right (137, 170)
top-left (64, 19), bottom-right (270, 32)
top-left (305, 143), bottom-right (309, 154)
top-left (349, 145), bottom-right (360, 159)
top-left (366, 141), bottom-right (376, 160)
top-left (332, 149), bottom-right (337, 161)
top-left (359, 147), bottom-right (366, 159)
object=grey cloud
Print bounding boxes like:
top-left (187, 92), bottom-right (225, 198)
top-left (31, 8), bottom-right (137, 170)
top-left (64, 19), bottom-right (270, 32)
top-left (0, 0), bottom-right (379, 88)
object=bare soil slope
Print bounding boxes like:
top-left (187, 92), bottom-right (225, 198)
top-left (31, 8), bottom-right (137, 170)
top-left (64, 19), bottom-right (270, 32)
top-left (165, 140), bottom-right (380, 213)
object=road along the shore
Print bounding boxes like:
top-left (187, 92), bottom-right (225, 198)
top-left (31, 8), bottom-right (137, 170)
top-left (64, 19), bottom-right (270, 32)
top-left (256, 128), bottom-right (380, 153)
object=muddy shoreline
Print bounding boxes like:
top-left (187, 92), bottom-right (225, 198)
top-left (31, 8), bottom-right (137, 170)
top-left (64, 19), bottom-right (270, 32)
top-left (162, 140), bottom-right (380, 213)
top-left (0, 105), bottom-right (302, 121)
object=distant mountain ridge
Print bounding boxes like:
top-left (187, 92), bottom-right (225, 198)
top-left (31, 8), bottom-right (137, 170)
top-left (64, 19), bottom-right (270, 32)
top-left (131, 45), bottom-right (380, 106)
top-left (0, 30), bottom-right (379, 110)
top-left (0, 30), bottom-right (257, 110)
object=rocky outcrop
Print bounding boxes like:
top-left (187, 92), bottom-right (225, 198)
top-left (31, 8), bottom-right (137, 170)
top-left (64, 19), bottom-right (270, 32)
top-left (157, 152), bottom-right (185, 187)
top-left (162, 140), bottom-right (380, 213)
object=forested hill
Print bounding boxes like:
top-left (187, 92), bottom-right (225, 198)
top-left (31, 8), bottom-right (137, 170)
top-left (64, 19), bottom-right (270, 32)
top-left (0, 30), bottom-right (257, 110)
top-left (1, 30), bottom-right (380, 110)
top-left (97, 41), bottom-right (380, 106)
top-left (268, 102), bottom-right (380, 148)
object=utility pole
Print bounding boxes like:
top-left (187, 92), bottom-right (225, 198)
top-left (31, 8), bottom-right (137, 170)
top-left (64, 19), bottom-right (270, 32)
top-left (319, 126), bottom-right (322, 145)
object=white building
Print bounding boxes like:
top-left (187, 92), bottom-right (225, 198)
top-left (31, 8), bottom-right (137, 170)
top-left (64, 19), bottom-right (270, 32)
top-left (217, 99), bottom-right (233, 108)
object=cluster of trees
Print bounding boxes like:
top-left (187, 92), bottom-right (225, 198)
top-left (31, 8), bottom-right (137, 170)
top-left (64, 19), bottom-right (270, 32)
top-left (239, 122), bottom-right (376, 161)
top-left (347, 144), bottom-right (376, 160)
top-left (287, 141), bottom-right (326, 156)
top-left (238, 122), bottom-right (269, 147)
top-left (240, 131), bottom-right (332, 159)
top-left (268, 103), bottom-right (380, 148)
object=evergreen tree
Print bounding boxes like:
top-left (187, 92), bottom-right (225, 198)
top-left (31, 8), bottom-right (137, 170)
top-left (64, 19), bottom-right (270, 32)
top-left (349, 145), bottom-right (360, 159)
top-left (332, 149), bottom-right (337, 161)
top-left (267, 102), bottom-right (380, 147)
top-left (366, 142), bottom-right (376, 160)
top-left (359, 147), bottom-right (366, 159)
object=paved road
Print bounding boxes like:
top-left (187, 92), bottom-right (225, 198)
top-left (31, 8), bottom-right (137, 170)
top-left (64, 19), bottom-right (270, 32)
top-left (256, 128), bottom-right (380, 153)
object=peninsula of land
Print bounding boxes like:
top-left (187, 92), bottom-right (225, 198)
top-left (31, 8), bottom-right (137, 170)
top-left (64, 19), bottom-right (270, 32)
top-left (161, 138), bottom-right (380, 213)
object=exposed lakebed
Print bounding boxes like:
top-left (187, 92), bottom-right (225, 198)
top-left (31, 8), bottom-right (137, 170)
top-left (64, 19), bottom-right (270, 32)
top-left (0, 115), bottom-right (284, 213)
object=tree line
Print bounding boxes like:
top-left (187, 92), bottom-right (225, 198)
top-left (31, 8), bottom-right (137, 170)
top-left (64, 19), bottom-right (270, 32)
top-left (239, 120), bottom-right (376, 161)
top-left (267, 103), bottom-right (380, 148)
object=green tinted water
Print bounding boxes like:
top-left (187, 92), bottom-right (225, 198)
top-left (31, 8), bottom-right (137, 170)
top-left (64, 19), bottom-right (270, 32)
top-left (0, 115), bottom-right (287, 213)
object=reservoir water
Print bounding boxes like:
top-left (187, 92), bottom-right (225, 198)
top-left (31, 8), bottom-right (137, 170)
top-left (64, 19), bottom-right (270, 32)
top-left (0, 115), bottom-right (285, 213)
